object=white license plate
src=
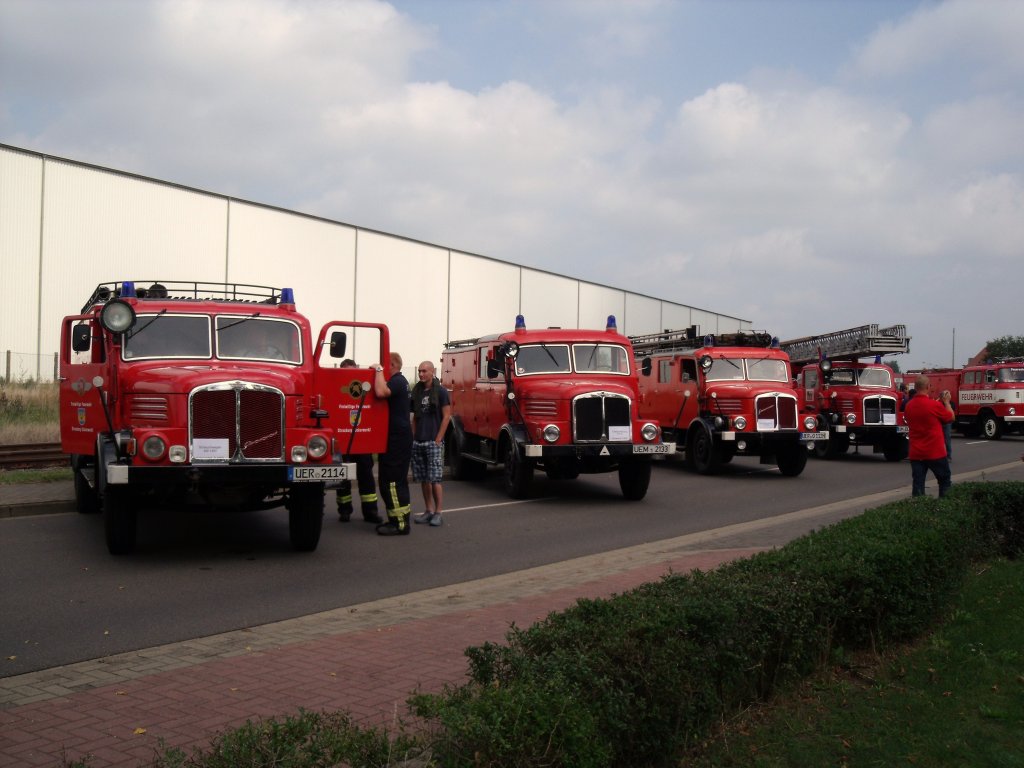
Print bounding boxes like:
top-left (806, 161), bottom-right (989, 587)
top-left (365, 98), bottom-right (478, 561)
top-left (633, 444), bottom-right (672, 454)
top-left (800, 431), bottom-right (829, 441)
top-left (289, 464), bottom-right (352, 482)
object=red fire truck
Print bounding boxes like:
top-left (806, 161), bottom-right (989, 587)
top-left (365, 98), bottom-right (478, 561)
top-left (905, 359), bottom-right (1024, 439)
top-left (781, 324), bottom-right (910, 461)
top-left (629, 327), bottom-right (822, 476)
top-left (440, 315), bottom-right (674, 500)
top-left (59, 280), bottom-right (390, 554)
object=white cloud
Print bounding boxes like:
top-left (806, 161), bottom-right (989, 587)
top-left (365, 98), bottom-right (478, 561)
top-left (853, 0), bottom-right (1024, 82)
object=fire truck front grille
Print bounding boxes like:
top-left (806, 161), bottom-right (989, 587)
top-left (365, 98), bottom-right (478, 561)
top-left (864, 396), bottom-right (897, 425)
top-left (573, 392), bottom-right (631, 442)
top-left (190, 383), bottom-right (285, 462)
top-left (755, 394), bottom-right (798, 431)
top-left (523, 399), bottom-right (558, 418)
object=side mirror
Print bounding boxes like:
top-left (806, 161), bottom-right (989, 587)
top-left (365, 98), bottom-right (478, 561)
top-left (329, 331), bottom-right (347, 359)
top-left (640, 357), bottom-right (652, 376)
top-left (820, 359), bottom-right (833, 381)
top-left (72, 324), bottom-right (92, 352)
top-left (501, 340), bottom-right (520, 360)
top-left (699, 354), bottom-right (713, 372)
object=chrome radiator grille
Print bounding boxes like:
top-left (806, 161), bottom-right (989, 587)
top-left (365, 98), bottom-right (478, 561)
top-left (863, 396), bottom-right (897, 425)
top-left (754, 394), bottom-right (798, 431)
top-left (190, 383), bottom-right (285, 461)
top-left (573, 392), bottom-right (631, 442)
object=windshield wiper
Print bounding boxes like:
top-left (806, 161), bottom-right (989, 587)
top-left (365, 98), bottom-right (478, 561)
top-left (127, 309), bottom-right (167, 338)
top-left (218, 312), bottom-right (263, 332)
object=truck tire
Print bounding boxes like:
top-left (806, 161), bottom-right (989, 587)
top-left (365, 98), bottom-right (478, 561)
top-left (618, 460), bottom-right (651, 501)
top-left (448, 430), bottom-right (486, 480)
top-left (72, 455), bottom-right (100, 515)
top-left (775, 443), bottom-right (808, 477)
top-left (882, 435), bottom-right (908, 462)
top-left (980, 413), bottom-right (1003, 440)
top-left (688, 425), bottom-right (721, 475)
top-left (103, 484), bottom-right (137, 555)
top-left (503, 441), bottom-right (534, 499)
top-left (288, 483), bottom-right (324, 552)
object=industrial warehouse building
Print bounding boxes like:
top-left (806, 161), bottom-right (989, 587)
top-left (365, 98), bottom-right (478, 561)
top-left (0, 142), bottom-right (750, 382)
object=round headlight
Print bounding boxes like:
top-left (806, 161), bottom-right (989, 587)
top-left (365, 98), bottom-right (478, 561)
top-left (141, 435), bottom-right (166, 460)
top-left (307, 435), bottom-right (329, 459)
top-left (803, 416), bottom-right (817, 431)
top-left (641, 422), bottom-right (659, 442)
top-left (733, 416), bottom-right (747, 431)
top-left (100, 299), bottom-right (136, 334)
top-left (1009, 407), bottom-right (1016, 416)
top-left (713, 416), bottom-right (725, 429)
top-left (846, 413), bottom-right (856, 425)
top-left (542, 424), bottom-right (560, 443)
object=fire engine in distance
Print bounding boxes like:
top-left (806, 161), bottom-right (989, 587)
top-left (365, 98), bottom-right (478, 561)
top-left (630, 327), bottom-right (823, 476)
top-left (59, 280), bottom-right (390, 554)
top-left (905, 359), bottom-right (1024, 439)
top-left (781, 324), bottom-right (910, 461)
top-left (440, 315), bottom-right (675, 500)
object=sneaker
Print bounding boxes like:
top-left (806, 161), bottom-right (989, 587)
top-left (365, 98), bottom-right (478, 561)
top-left (413, 511), bottom-right (436, 524)
top-left (429, 513), bottom-right (444, 527)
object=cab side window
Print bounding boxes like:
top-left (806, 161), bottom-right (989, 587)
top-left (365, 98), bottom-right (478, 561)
top-left (681, 358), bottom-right (697, 383)
top-left (658, 359), bottom-right (671, 383)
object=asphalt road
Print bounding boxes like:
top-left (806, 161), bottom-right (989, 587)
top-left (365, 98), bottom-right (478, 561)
top-left (3, 434), bottom-right (1022, 677)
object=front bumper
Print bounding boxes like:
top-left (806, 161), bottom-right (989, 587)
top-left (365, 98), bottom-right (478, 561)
top-left (104, 462), bottom-right (355, 485)
top-left (523, 442), bottom-right (675, 459)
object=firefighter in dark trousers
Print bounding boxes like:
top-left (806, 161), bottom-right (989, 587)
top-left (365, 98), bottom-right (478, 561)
top-left (336, 453), bottom-right (381, 523)
top-left (373, 352), bottom-right (413, 535)
top-left (335, 359), bottom-right (382, 523)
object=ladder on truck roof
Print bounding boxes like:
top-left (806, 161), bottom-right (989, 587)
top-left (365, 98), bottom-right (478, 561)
top-left (628, 327), bottom-right (775, 356)
top-left (780, 324), bottom-right (910, 365)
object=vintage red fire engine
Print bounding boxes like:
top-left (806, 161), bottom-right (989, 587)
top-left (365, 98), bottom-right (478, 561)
top-left (629, 327), bottom-right (823, 476)
top-left (58, 280), bottom-right (390, 554)
top-left (440, 315), bottom-right (674, 500)
top-left (906, 359), bottom-right (1024, 439)
top-left (781, 324), bottom-right (910, 461)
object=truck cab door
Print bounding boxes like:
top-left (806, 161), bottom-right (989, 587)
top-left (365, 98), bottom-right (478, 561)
top-left (313, 321), bottom-right (390, 455)
top-left (58, 316), bottom-right (109, 456)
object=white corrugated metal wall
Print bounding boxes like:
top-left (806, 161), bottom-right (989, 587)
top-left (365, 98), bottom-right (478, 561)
top-left (0, 142), bottom-right (750, 381)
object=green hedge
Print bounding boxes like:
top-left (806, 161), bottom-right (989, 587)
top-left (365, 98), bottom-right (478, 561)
top-left (410, 482), bottom-right (1024, 768)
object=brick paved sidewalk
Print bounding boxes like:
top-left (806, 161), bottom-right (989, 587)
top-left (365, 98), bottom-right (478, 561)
top-left (0, 542), bottom-right (762, 768)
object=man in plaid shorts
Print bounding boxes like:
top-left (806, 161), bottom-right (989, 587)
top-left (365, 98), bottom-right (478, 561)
top-left (411, 360), bottom-right (452, 527)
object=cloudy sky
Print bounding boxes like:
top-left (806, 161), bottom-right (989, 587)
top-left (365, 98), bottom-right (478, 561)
top-left (2, 0), bottom-right (1021, 370)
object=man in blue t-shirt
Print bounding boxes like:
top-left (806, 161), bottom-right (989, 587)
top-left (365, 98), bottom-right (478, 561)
top-left (410, 360), bottom-right (452, 527)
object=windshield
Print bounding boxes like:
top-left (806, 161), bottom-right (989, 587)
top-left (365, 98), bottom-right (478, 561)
top-left (513, 344), bottom-right (571, 375)
top-left (999, 367), bottom-right (1024, 383)
top-left (216, 317), bottom-right (301, 363)
top-left (857, 368), bottom-right (893, 387)
top-left (572, 344), bottom-right (630, 374)
top-left (123, 314), bottom-right (211, 360)
top-left (705, 356), bottom-right (788, 382)
top-left (746, 357), bottom-right (789, 382)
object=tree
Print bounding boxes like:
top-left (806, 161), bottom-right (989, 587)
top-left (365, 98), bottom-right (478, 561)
top-left (888, 359), bottom-right (902, 373)
top-left (985, 335), bottom-right (1024, 360)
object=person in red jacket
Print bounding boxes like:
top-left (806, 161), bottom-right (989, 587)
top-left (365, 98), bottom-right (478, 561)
top-left (904, 374), bottom-right (955, 497)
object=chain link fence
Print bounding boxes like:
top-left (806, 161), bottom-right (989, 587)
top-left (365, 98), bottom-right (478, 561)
top-left (3, 351), bottom-right (59, 384)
